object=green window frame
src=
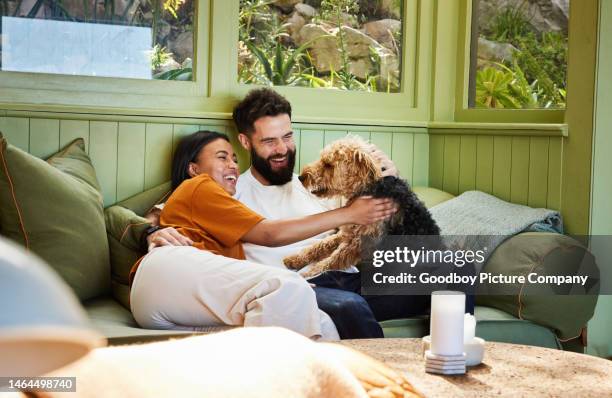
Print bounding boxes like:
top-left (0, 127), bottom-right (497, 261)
top-left (0, 1), bottom-right (211, 117)
top-left (453, 0), bottom-right (565, 124)
top-left (210, 0), bottom-right (430, 125)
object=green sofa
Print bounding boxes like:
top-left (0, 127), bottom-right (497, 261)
top-left (0, 134), bottom-right (594, 351)
top-left (96, 183), bottom-right (591, 351)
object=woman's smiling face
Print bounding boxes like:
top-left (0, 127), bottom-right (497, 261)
top-left (188, 138), bottom-right (239, 195)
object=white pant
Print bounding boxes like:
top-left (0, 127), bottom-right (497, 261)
top-left (130, 246), bottom-right (339, 340)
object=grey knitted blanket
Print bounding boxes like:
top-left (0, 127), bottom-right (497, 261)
top-left (429, 191), bottom-right (563, 272)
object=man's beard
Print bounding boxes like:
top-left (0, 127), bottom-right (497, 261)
top-left (251, 147), bottom-right (296, 185)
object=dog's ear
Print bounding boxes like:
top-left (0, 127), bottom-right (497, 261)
top-left (353, 149), bottom-right (381, 179)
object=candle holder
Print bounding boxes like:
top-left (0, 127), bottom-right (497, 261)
top-left (426, 291), bottom-right (466, 375)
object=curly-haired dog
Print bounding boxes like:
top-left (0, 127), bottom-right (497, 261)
top-left (283, 136), bottom-right (440, 277)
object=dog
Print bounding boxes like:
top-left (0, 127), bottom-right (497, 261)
top-left (283, 136), bottom-right (440, 277)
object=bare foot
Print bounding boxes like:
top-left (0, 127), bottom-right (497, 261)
top-left (319, 343), bottom-right (423, 398)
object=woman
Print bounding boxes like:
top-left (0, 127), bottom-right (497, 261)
top-left (129, 131), bottom-right (396, 340)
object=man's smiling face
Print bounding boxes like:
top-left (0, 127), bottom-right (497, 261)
top-left (247, 113), bottom-right (297, 185)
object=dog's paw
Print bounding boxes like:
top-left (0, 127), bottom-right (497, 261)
top-left (283, 255), bottom-right (305, 270)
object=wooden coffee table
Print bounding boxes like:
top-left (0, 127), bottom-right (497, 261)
top-left (341, 338), bottom-right (612, 397)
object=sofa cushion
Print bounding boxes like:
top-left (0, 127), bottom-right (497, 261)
top-left (380, 306), bottom-right (561, 349)
top-left (412, 186), bottom-right (455, 208)
top-left (0, 134), bottom-right (110, 300)
top-left (104, 182), bottom-right (171, 308)
top-left (475, 232), bottom-right (598, 340)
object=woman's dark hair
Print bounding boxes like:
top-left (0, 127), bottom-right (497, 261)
top-left (232, 88), bottom-right (292, 136)
top-left (171, 130), bottom-right (231, 191)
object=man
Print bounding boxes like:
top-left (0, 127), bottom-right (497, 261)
top-left (148, 88), bottom-right (430, 338)
top-left (231, 88), bottom-right (430, 338)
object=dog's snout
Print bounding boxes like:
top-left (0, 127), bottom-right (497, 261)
top-left (298, 174), bottom-right (306, 183)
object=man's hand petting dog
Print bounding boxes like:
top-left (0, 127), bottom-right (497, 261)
top-left (147, 227), bottom-right (194, 252)
top-left (345, 196), bottom-right (398, 225)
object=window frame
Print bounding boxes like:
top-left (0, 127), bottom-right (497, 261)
top-left (0, 0), bottom-right (211, 116)
top-left (210, 0), bottom-right (430, 125)
top-left (454, 0), bottom-right (565, 124)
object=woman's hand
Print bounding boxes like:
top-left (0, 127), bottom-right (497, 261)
top-left (345, 196), bottom-right (397, 225)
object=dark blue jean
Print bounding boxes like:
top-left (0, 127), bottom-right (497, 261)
top-left (311, 271), bottom-right (475, 339)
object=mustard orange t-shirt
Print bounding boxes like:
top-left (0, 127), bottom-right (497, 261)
top-left (129, 174), bottom-right (264, 284)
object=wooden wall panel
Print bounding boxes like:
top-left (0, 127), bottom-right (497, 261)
top-left (510, 137), bottom-right (530, 205)
top-left (412, 133), bottom-right (429, 186)
top-left (370, 132), bottom-right (393, 155)
top-left (0, 117), bottom-right (29, 152)
top-left (442, 135), bottom-right (460, 194)
top-left (89, 121), bottom-right (118, 206)
top-left (324, 130), bottom-right (346, 146)
top-left (458, 136), bottom-right (477, 192)
top-left (117, 123), bottom-right (146, 202)
top-left (29, 119), bottom-right (60, 159)
top-left (475, 136), bottom-right (494, 194)
top-left (528, 137), bottom-right (550, 208)
top-left (492, 136), bottom-right (512, 202)
top-left (298, 130), bottom-right (324, 170)
top-left (144, 123), bottom-right (173, 190)
top-left (429, 135), bottom-right (445, 189)
top-left (60, 120), bottom-right (90, 153)
top-left (172, 124), bottom-right (200, 153)
top-left (392, 133), bottom-right (415, 183)
top-left (547, 137), bottom-right (564, 210)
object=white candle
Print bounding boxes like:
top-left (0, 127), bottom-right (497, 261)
top-left (464, 313), bottom-right (476, 343)
top-left (430, 291), bottom-right (465, 356)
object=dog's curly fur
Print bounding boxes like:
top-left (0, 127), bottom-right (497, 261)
top-left (283, 136), bottom-right (439, 277)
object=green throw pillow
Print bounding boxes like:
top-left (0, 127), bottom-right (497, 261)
top-left (413, 186), bottom-right (455, 208)
top-left (105, 182), bottom-right (171, 309)
top-left (475, 232), bottom-right (599, 341)
top-left (0, 134), bottom-right (110, 301)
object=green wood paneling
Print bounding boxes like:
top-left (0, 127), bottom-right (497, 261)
top-left (89, 121), bottom-right (118, 206)
top-left (442, 135), bottom-right (460, 195)
top-left (0, 117), bottom-right (29, 152)
top-left (492, 136), bottom-right (512, 202)
top-left (144, 123), bottom-right (173, 190)
top-left (172, 124), bottom-right (200, 153)
top-left (392, 133), bottom-right (415, 183)
top-left (60, 120), bottom-right (90, 153)
top-left (510, 137), bottom-right (530, 205)
top-left (412, 133), bottom-right (429, 187)
top-left (528, 137), bottom-right (550, 208)
top-left (350, 131), bottom-right (371, 141)
top-left (324, 130), bottom-right (346, 146)
top-left (370, 132), bottom-right (393, 155)
top-left (547, 137), bottom-right (563, 210)
top-left (29, 119), bottom-right (60, 159)
top-left (429, 135), bottom-right (445, 190)
top-left (475, 136), bottom-right (494, 194)
top-left (299, 130), bottom-right (324, 170)
top-left (117, 123), bottom-right (146, 202)
top-left (458, 135), bottom-right (476, 192)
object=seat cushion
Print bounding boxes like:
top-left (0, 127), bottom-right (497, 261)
top-left (412, 186), bottom-right (455, 208)
top-left (380, 306), bottom-right (560, 349)
top-left (0, 134), bottom-right (110, 300)
top-left (84, 296), bottom-right (231, 345)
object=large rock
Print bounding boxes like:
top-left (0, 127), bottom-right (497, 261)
top-left (286, 12), bottom-right (307, 42)
top-left (377, 0), bottom-right (402, 19)
top-left (272, 0), bottom-right (300, 13)
top-left (363, 19), bottom-right (402, 51)
top-left (297, 24), bottom-right (342, 73)
top-left (169, 31), bottom-right (194, 63)
top-left (295, 3), bottom-right (316, 19)
top-left (376, 48), bottom-right (400, 89)
top-left (478, 37), bottom-right (519, 63)
top-left (340, 26), bottom-right (380, 58)
top-left (478, 0), bottom-right (569, 34)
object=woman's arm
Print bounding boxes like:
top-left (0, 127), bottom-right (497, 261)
top-left (241, 196), bottom-right (396, 247)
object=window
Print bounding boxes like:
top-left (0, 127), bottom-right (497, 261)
top-left (1, 0), bottom-right (195, 80)
top-left (468, 0), bottom-right (569, 109)
top-left (237, 0), bottom-right (404, 93)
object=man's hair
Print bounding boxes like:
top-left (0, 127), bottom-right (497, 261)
top-left (232, 88), bottom-right (292, 135)
top-left (171, 130), bottom-right (230, 191)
